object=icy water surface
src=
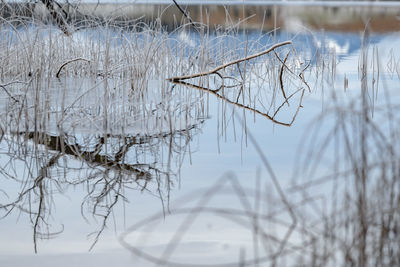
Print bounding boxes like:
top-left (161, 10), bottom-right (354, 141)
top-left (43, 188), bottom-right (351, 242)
top-left (1, 3), bottom-right (400, 267)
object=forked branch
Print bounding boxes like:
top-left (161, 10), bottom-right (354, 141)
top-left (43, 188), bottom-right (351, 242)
top-left (168, 40), bottom-right (293, 82)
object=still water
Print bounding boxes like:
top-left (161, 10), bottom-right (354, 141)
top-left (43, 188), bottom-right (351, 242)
top-left (0, 2), bottom-right (400, 266)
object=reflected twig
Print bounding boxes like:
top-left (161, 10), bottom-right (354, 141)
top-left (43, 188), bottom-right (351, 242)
top-left (173, 81), bottom-right (305, 127)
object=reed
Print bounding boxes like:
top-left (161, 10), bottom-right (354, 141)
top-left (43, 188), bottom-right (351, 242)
top-left (0, 2), bottom-right (309, 254)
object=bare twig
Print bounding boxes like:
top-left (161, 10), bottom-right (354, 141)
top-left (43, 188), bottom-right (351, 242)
top-left (278, 51), bottom-right (291, 106)
top-left (0, 80), bottom-right (28, 102)
top-left (41, 0), bottom-right (71, 36)
top-left (0, 84), bottom-right (18, 102)
top-left (171, 0), bottom-right (197, 29)
top-left (168, 40), bottom-right (293, 82)
top-left (56, 58), bottom-right (91, 78)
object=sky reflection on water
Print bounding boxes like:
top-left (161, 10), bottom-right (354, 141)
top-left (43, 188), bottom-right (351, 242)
top-left (1, 3), bottom-right (400, 266)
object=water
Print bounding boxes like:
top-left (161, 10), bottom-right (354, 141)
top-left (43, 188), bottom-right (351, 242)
top-left (1, 2), bottom-right (400, 266)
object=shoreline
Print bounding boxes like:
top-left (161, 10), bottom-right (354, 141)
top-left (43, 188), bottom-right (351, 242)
top-left (1, 2), bottom-right (399, 32)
